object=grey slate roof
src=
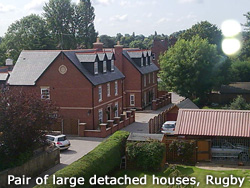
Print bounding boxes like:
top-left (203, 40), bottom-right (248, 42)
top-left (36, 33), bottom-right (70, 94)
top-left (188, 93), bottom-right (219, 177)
top-left (8, 51), bottom-right (61, 85)
top-left (177, 98), bottom-right (199, 109)
top-left (220, 82), bottom-right (250, 94)
top-left (8, 50), bottom-right (124, 86)
top-left (63, 51), bottom-right (125, 86)
top-left (127, 133), bottom-right (164, 142)
top-left (0, 73), bottom-right (8, 81)
top-left (76, 53), bottom-right (97, 63)
top-left (123, 50), bottom-right (159, 75)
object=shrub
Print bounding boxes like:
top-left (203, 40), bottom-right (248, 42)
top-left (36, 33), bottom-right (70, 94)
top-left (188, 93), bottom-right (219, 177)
top-left (229, 95), bottom-right (250, 110)
top-left (169, 140), bottom-right (196, 163)
top-left (36, 131), bottom-right (129, 188)
top-left (126, 141), bottom-right (166, 171)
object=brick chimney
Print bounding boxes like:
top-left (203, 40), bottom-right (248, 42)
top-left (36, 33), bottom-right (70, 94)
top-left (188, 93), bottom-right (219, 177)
top-left (93, 37), bottom-right (103, 51)
top-left (114, 41), bottom-right (123, 72)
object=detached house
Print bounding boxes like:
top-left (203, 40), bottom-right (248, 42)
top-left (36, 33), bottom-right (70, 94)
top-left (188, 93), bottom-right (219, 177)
top-left (8, 48), bottom-right (124, 131)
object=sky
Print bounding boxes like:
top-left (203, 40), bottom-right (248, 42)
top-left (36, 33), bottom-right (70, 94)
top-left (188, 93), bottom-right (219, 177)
top-left (0, 0), bottom-right (250, 37)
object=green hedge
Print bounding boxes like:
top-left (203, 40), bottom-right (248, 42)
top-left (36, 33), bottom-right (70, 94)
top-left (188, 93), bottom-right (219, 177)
top-left (36, 131), bottom-right (129, 188)
top-left (126, 141), bottom-right (166, 171)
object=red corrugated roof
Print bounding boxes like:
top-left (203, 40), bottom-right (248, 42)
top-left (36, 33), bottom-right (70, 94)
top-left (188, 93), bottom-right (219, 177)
top-left (175, 109), bottom-right (250, 137)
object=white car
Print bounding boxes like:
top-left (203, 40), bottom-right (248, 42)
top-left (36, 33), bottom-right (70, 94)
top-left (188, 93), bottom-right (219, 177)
top-left (46, 134), bottom-right (70, 150)
top-left (161, 121), bottom-right (176, 135)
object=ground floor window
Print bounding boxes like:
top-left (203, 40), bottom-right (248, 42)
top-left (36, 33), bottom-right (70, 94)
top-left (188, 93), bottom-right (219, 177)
top-left (98, 109), bottom-right (103, 124)
top-left (144, 92), bottom-right (147, 106)
top-left (130, 94), bottom-right (135, 106)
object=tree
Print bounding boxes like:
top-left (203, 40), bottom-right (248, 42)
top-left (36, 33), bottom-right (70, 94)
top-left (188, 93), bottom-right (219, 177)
top-left (75, 0), bottom-right (97, 48)
top-left (239, 12), bottom-right (250, 60)
top-left (230, 60), bottom-right (250, 82)
top-left (43, 0), bottom-right (75, 49)
top-left (159, 36), bottom-right (218, 103)
top-left (0, 89), bottom-right (58, 165)
top-left (1, 14), bottom-right (55, 61)
top-left (99, 35), bottom-right (116, 48)
top-left (229, 95), bottom-right (250, 110)
top-left (180, 21), bottom-right (222, 52)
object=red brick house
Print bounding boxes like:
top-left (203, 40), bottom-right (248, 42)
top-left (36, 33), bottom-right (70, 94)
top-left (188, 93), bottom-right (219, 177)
top-left (114, 44), bottom-right (159, 110)
top-left (8, 49), bottom-right (125, 131)
top-left (151, 39), bottom-right (168, 68)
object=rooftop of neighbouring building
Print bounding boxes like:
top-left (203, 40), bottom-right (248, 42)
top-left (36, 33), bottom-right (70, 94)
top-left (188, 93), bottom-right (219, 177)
top-left (220, 82), bottom-right (250, 94)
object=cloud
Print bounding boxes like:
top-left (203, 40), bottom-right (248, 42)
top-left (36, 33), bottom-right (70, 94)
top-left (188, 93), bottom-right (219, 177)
top-left (120, 0), bottom-right (157, 7)
top-left (178, 0), bottom-right (203, 3)
top-left (92, 0), bottom-right (114, 6)
top-left (110, 14), bottom-right (128, 22)
top-left (157, 17), bottom-right (171, 24)
top-left (24, 0), bottom-right (48, 12)
top-left (0, 3), bottom-right (16, 13)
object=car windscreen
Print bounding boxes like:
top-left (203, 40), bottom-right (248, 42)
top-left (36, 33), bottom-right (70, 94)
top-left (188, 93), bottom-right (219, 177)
top-left (163, 124), bottom-right (175, 128)
top-left (58, 136), bottom-right (67, 141)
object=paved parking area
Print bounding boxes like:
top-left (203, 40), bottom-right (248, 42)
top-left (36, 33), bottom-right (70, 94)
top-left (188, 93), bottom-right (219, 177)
top-left (21, 137), bottom-right (103, 188)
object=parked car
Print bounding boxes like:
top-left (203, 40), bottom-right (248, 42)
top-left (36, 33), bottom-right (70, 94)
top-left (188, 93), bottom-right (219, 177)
top-left (46, 134), bottom-right (70, 150)
top-left (211, 141), bottom-right (249, 162)
top-left (161, 121), bottom-right (176, 135)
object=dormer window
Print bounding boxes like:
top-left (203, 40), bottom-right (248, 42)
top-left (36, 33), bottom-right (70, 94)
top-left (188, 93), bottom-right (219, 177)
top-left (103, 61), bottom-right (107, 73)
top-left (111, 60), bottom-right (114, 71)
top-left (150, 56), bottom-right (153, 64)
top-left (141, 57), bottom-right (143, 67)
top-left (94, 62), bottom-right (98, 75)
top-left (146, 56), bottom-right (148, 65)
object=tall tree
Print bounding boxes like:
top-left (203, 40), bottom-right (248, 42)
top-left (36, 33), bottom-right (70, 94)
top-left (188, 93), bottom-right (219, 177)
top-left (43, 0), bottom-right (75, 49)
top-left (239, 12), bottom-right (250, 60)
top-left (76, 0), bottom-right (97, 48)
top-left (180, 21), bottom-right (222, 52)
top-left (159, 36), bottom-right (219, 103)
top-left (1, 14), bottom-right (55, 61)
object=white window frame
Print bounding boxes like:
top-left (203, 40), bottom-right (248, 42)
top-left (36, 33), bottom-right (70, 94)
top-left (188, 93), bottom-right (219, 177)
top-left (98, 85), bottom-right (102, 102)
top-left (115, 81), bottom-right (118, 96)
top-left (153, 72), bottom-right (155, 83)
top-left (130, 94), bottom-right (135, 106)
top-left (103, 60), bottom-right (107, 73)
top-left (148, 73), bottom-right (151, 84)
top-left (141, 57), bottom-right (143, 67)
top-left (146, 56), bottom-right (148, 65)
top-left (107, 83), bottom-right (110, 97)
top-left (144, 75), bottom-right (146, 87)
top-left (114, 102), bottom-right (119, 117)
top-left (94, 62), bottom-right (98, 75)
top-left (111, 60), bottom-right (114, 71)
top-left (98, 109), bottom-right (103, 124)
top-left (41, 86), bottom-right (50, 100)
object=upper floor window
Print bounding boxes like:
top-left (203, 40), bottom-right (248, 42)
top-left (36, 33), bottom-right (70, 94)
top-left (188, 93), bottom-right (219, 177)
top-left (141, 57), bottom-right (143, 67)
top-left (144, 75), bottom-right (146, 87)
top-left (153, 72), bottom-right (155, 83)
top-left (111, 60), bottom-right (114, 71)
top-left (94, 62), bottom-right (98, 75)
top-left (148, 73), bottom-right (151, 84)
top-left (98, 86), bottom-right (102, 102)
top-left (115, 81), bottom-right (118, 96)
top-left (152, 53), bottom-right (155, 60)
top-left (107, 83), bottom-right (110, 97)
top-left (103, 61), bottom-right (107, 73)
top-left (41, 87), bottom-right (50, 100)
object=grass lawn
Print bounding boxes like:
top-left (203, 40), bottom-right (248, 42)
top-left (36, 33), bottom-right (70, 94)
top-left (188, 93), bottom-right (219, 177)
top-left (102, 165), bottom-right (250, 187)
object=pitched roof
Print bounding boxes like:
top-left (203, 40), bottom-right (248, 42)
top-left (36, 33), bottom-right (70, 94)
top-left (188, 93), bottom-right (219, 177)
top-left (175, 109), bottom-right (250, 137)
top-left (123, 50), bottom-right (159, 75)
top-left (8, 51), bottom-right (61, 85)
top-left (177, 98), bottom-right (199, 109)
top-left (8, 50), bottom-right (125, 86)
top-left (220, 82), bottom-right (250, 94)
top-left (127, 133), bottom-right (164, 142)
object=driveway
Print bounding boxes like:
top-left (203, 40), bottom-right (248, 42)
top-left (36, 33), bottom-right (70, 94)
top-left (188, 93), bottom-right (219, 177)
top-left (122, 92), bottom-right (184, 134)
top-left (21, 137), bottom-right (103, 188)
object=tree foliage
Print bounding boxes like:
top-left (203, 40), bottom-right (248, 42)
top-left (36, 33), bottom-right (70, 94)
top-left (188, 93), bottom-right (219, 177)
top-left (159, 36), bottom-right (219, 102)
top-left (0, 89), bottom-right (58, 160)
top-left (1, 14), bottom-right (55, 61)
top-left (231, 60), bottom-right (250, 82)
top-left (180, 21), bottom-right (222, 52)
top-left (229, 95), bottom-right (250, 110)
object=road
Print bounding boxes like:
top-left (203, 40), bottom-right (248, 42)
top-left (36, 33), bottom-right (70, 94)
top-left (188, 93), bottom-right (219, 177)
top-left (21, 137), bottom-right (104, 188)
